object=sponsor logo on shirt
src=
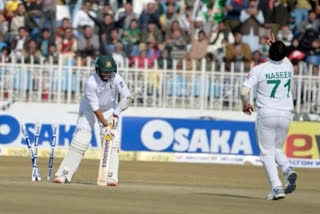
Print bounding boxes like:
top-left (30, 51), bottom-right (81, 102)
top-left (119, 81), bottom-right (124, 88)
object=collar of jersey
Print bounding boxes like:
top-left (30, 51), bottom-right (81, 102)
top-left (267, 57), bottom-right (283, 65)
top-left (94, 72), bottom-right (112, 85)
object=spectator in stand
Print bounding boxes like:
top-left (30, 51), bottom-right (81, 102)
top-left (159, 3), bottom-right (179, 31)
top-left (141, 19), bottom-right (163, 43)
top-left (39, 0), bottom-right (56, 36)
top-left (77, 25), bottom-right (99, 58)
top-left (215, 38), bottom-right (228, 65)
top-left (188, 18), bottom-right (214, 60)
top-left (122, 18), bottom-right (140, 45)
top-left (10, 4), bottom-right (26, 36)
top-left (225, 32), bottom-right (251, 71)
top-left (289, 12), bottom-right (298, 37)
top-left (0, 46), bottom-right (11, 62)
top-left (146, 38), bottom-right (159, 64)
top-left (158, 49), bottom-right (172, 69)
top-left (47, 44), bottom-right (58, 63)
top-left (297, 10), bottom-right (320, 35)
top-left (240, 0), bottom-right (265, 52)
top-left (191, 16), bottom-right (205, 40)
top-left (0, 33), bottom-right (7, 53)
top-left (178, 52), bottom-right (194, 71)
top-left (73, 1), bottom-right (96, 33)
top-left (165, 28), bottom-right (188, 60)
top-left (22, 40), bottom-right (41, 63)
top-left (252, 50), bottom-right (262, 66)
top-left (299, 28), bottom-right (318, 53)
top-left (165, 20), bottom-right (188, 43)
top-left (257, 0), bottom-right (272, 25)
top-left (287, 38), bottom-right (305, 61)
top-left (121, 18), bottom-right (140, 56)
top-left (96, 3), bottom-right (113, 20)
top-left (224, 0), bottom-right (247, 34)
top-left (0, 12), bottom-right (9, 36)
top-left (204, 52), bottom-right (218, 71)
top-left (176, 2), bottom-right (191, 33)
top-left (38, 28), bottom-right (54, 57)
top-left (99, 33), bottom-right (110, 55)
top-left (11, 26), bottom-right (29, 61)
top-left (271, 0), bottom-right (294, 35)
top-left (138, 1), bottom-right (160, 29)
top-left (305, 39), bottom-right (320, 65)
top-left (258, 36), bottom-right (269, 58)
top-left (106, 28), bottom-right (122, 53)
top-left (56, 27), bottom-right (77, 57)
top-left (294, 0), bottom-right (313, 26)
top-left (112, 42), bottom-right (126, 68)
top-left (115, 2), bottom-right (137, 29)
top-left (88, 13), bottom-right (115, 37)
top-left (277, 25), bottom-right (293, 46)
top-left (312, 64), bottom-right (319, 76)
top-left (25, 0), bottom-right (42, 18)
top-left (159, 0), bottom-right (179, 14)
top-left (208, 22), bottom-right (234, 55)
top-left (129, 49), bottom-right (153, 68)
top-left (57, 18), bottom-right (71, 37)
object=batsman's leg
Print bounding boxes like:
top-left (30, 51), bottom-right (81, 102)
top-left (54, 113), bottom-right (95, 183)
top-left (55, 129), bottom-right (91, 183)
top-left (107, 129), bottom-right (120, 186)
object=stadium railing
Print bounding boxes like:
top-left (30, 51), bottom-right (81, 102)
top-left (0, 55), bottom-right (319, 114)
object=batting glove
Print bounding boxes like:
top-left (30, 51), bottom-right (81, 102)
top-left (107, 114), bottom-right (119, 129)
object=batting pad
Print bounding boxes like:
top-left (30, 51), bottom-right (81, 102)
top-left (55, 129), bottom-right (91, 182)
top-left (108, 148), bottom-right (119, 183)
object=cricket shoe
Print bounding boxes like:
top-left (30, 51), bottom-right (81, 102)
top-left (284, 167), bottom-right (297, 194)
top-left (54, 176), bottom-right (67, 184)
top-left (107, 179), bottom-right (118, 186)
top-left (265, 187), bottom-right (285, 200)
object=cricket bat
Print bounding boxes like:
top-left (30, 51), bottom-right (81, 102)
top-left (97, 133), bottom-right (113, 186)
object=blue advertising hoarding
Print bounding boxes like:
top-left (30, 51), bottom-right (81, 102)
top-left (121, 117), bottom-right (260, 156)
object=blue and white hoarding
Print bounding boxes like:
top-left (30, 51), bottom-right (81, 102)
top-left (121, 117), bottom-right (259, 156)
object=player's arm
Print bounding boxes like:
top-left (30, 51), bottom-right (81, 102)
top-left (84, 79), bottom-right (108, 126)
top-left (114, 74), bottom-right (133, 114)
top-left (241, 67), bottom-right (258, 115)
top-left (241, 87), bottom-right (253, 115)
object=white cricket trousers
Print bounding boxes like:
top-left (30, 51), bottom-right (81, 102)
top-left (256, 108), bottom-right (292, 190)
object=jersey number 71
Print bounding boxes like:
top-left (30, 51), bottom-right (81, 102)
top-left (267, 79), bottom-right (291, 98)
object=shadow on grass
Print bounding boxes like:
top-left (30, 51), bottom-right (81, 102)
top-left (194, 192), bottom-right (262, 200)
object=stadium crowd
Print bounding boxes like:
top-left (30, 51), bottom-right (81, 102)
top-left (0, 0), bottom-right (319, 75)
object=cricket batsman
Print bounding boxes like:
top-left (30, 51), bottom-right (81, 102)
top-left (240, 40), bottom-right (297, 200)
top-left (54, 55), bottom-right (131, 186)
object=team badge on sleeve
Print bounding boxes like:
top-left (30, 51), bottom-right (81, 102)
top-left (247, 72), bottom-right (251, 79)
top-left (119, 81), bottom-right (124, 88)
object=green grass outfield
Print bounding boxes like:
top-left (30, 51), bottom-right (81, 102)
top-left (0, 156), bottom-right (319, 214)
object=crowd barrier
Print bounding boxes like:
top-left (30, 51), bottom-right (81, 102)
top-left (0, 55), bottom-right (319, 114)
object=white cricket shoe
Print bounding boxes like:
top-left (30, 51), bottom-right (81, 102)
top-left (265, 187), bottom-right (285, 200)
top-left (284, 167), bottom-right (297, 194)
top-left (54, 176), bottom-right (67, 184)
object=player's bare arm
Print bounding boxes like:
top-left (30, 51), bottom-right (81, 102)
top-left (94, 109), bottom-right (108, 126)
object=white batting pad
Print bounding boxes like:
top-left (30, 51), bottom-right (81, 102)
top-left (55, 129), bottom-right (92, 182)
